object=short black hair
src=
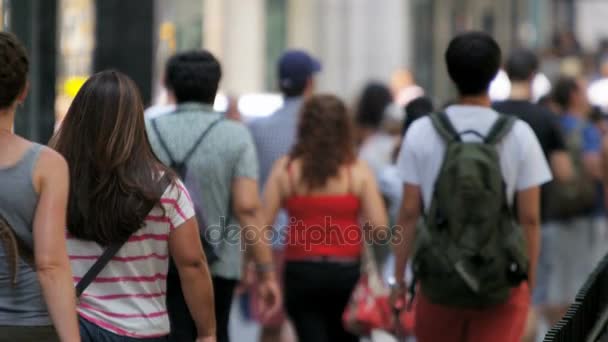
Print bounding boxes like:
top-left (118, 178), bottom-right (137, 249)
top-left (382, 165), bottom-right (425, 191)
top-left (0, 32), bottom-right (29, 109)
top-left (279, 80), bottom-right (307, 97)
top-left (355, 82), bottom-right (393, 129)
top-left (402, 96), bottom-right (434, 137)
top-left (505, 49), bottom-right (539, 82)
top-left (445, 32), bottom-right (501, 96)
top-left (164, 50), bottom-right (221, 104)
top-left (552, 76), bottom-right (579, 110)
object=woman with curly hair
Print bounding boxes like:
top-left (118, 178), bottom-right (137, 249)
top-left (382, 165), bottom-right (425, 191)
top-left (0, 32), bottom-right (79, 341)
top-left (263, 94), bottom-right (388, 342)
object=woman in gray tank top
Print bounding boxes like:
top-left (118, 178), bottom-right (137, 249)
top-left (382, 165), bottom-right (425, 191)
top-left (0, 32), bottom-right (79, 342)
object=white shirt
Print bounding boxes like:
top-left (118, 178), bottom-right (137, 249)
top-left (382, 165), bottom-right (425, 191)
top-left (396, 105), bottom-right (552, 211)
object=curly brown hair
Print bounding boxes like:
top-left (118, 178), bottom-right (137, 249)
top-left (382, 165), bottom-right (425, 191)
top-left (290, 94), bottom-right (356, 190)
top-left (0, 32), bottom-right (29, 109)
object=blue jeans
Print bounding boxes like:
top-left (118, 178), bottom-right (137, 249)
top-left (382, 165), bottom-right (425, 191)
top-left (79, 316), bottom-right (168, 342)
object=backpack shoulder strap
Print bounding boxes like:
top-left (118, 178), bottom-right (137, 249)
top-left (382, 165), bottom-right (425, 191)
top-left (181, 117), bottom-right (224, 164)
top-left (429, 112), bottom-right (460, 142)
top-left (151, 118), bottom-right (177, 164)
top-left (485, 115), bottom-right (516, 145)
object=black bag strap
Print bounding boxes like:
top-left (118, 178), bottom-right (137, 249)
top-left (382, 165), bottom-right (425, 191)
top-left (152, 117), bottom-right (224, 165)
top-left (75, 240), bottom-right (124, 298)
top-left (429, 112), bottom-right (460, 143)
top-left (485, 115), bottom-right (516, 145)
top-left (75, 175), bottom-right (170, 298)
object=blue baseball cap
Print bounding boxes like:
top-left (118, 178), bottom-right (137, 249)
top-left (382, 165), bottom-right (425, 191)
top-left (278, 50), bottom-right (321, 91)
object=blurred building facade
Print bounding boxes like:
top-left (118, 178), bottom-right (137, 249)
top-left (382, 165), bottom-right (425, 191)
top-left (1, 0), bottom-right (608, 141)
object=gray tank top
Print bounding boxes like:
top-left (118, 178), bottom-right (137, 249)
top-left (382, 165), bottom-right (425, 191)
top-left (0, 144), bottom-right (50, 325)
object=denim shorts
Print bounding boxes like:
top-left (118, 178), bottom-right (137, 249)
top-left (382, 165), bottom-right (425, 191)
top-left (79, 316), bottom-right (168, 342)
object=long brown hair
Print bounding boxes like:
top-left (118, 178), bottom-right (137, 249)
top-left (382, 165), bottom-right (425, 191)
top-left (290, 94), bottom-right (356, 189)
top-left (51, 70), bottom-right (175, 245)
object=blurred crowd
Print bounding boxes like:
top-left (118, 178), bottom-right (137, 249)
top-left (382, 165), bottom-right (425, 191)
top-left (2, 25), bottom-right (608, 342)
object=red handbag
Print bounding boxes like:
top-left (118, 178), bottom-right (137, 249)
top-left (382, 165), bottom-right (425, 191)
top-left (342, 242), bottom-right (415, 337)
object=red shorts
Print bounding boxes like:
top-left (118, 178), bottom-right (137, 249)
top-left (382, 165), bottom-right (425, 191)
top-left (415, 283), bottom-right (530, 342)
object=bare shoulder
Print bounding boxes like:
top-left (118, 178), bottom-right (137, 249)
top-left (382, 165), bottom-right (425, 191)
top-left (37, 146), bottom-right (68, 171)
top-left (351, 158), bottom-right (376, 192)
top-left (33, 146), bottom-right (69, 192)
top-left (352, 158), bottom-right (374, 177)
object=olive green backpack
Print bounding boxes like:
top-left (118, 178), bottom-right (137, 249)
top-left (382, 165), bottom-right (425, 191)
top-left (412, 112), bottom-right (528, 308)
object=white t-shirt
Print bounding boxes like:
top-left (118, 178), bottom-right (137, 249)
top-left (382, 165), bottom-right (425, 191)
top-left (68, 181), bottom-right (194, 338)
top-left (396, 105), bottom-right (552, 210)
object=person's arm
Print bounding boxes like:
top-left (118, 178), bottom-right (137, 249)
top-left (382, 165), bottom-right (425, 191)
top-left (516, 186), bottom-right (541, 290)
top-left (392, 184), bottom-right (422, 288)
top-left (547, 117), bottom-right (573, 182)
top-left (169, 217), bottom-right (216, 341)
top-left (514, 122), bottom-right (552, 290)
top-left (583, 125), bottom-right (603, 180)
top-left (549, 151), bottom-right (574, 182)
top-left (261, 158), bottom-right (288, 228)
top-left (32, 148), bottom-right (80, 342)
top-left (232, 178), bottom-right (281, 318)
top-left (358, 161), bottom-right (389, 232)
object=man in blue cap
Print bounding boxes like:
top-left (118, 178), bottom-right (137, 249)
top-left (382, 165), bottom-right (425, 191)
top-left (248, 50), bottom-right (321, 342)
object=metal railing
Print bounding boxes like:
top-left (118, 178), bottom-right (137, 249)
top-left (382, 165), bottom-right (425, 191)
top-left (544, 254), bottom-right (608, 342)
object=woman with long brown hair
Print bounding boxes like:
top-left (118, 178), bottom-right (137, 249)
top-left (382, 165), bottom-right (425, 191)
top-left (51, 70), bottom-right (215, 342)
top-left (263, 94), bottom-right (388, 341)
top-left (0, 32), bottom-right (79, 342)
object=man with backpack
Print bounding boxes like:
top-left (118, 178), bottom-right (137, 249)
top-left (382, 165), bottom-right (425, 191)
top-left (391, 32), bottom-right (551, 342)
top-left (146, 50), bottom-right (280, 342)
top-left (543, 76), bottom-right (603, 325)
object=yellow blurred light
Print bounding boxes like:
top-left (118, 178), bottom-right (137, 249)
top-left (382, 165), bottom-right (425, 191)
top-left (63, 76), bottom-right (88, 98)
top-left (159, 22), bottom-right (176, 41)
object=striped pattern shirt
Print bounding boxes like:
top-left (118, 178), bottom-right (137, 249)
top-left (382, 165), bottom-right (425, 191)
top-left (68, 181), bottom-right (194, 338)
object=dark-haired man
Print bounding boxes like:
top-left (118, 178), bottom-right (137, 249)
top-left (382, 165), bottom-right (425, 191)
top-left (392, 32), bottom-right (551, 342)
top-left (248, 49), bottom-right (320, 342)
top-left (543, 76), bottom-right (603, 325)
top-left (146, 50), bottom-right (280, 342)
top-left (493, 50), bottom-right (572, 336)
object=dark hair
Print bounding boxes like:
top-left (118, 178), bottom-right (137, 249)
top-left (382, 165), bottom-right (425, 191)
top-left (445, 31), bottom-right (501, 96)
top-left (355, 82), bottom-right (393, 129)
top-left (164, 50), bottom-right (221, 104)
top-left (279, 80), bottom-right (307, 97)
top-left (505, 49), bottom-right (539, 82)
top-left (552, 76), bottom-right (579, 110)
top-left (402, 96), bottom-right (434, 136)
top-left (0, 32), bottom-right (29, 109)
top-left (290, 94), bottom-right (355, 189)
top-left (51, 71), bottom-right (176, 245)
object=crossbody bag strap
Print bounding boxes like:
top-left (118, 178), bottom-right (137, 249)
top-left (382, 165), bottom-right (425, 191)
top-left (75, 175), bottom-right (171, 298)
top-left (75, 241), bottom-right (124, 298)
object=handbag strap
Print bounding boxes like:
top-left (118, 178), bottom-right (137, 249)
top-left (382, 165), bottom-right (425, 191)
top-left (75, 240), bottom-right (125, 297)
top-left (75, 174), bottom-right (170, 298)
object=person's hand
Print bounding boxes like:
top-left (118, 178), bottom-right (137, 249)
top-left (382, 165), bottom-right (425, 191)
top-left (235, 261), bottom-right (255, 295)
top-left (196, 336), bottom-right (216, 342)
top-left (389, 281), bottom-right (407, 313)
top-left (256, 271), bottom-right (282, 321)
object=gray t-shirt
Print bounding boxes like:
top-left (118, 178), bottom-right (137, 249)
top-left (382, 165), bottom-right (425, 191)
top-left (146, 103), bottom-right (259, 280)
